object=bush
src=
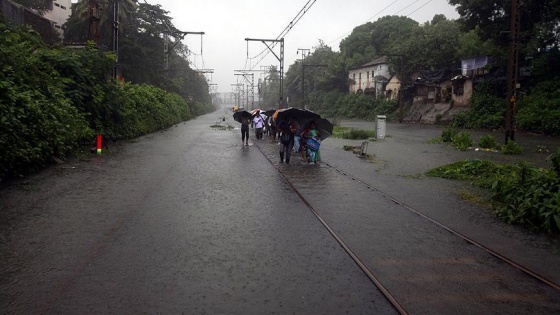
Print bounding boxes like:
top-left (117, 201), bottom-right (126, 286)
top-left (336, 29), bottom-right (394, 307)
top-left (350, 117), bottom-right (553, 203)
top-left (492, 162), bottom-right (560, 234)
top-left (516, 80), bottom-right (560, 135)
top-left (478, 134), bottom-right (498, 149)
top-left (452, 132), bottom-right (473, 151)
top-left (501, 139), bottom-right (523, 155)
top-left (547, 148), bottom-right (560, 175)
top-left (452, 111), bottom-right (468, 128)
top-left (0, 25), bottom-right (93, 179)
top-left (441, 125), bottom-right (458, 142)
top-left (427, 160), bottom-right (560, 234)
top-left (0, 23), bottom-right (195, 181)
top-left (457, 83), bottom-right (504, 129)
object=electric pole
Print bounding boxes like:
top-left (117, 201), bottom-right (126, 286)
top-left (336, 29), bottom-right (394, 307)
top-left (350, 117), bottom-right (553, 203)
top-left (297, 48), bottom-right (310, 108)
top-left (235, 72), bottom-right (255, 110)
top-left (112, 0), bottom-right (119, 79)
top-left (505, 0), bottom-right (521, 143)
top-left (245, 38), bottom-right (285, 108)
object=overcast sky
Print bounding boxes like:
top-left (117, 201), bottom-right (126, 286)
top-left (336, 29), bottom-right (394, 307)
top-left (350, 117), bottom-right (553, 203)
top-left (136, 0), bottom-right (460, 94)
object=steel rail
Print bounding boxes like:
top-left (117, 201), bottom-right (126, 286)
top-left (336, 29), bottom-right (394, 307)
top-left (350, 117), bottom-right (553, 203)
top-left (256, 145), bottom-right (409, 315)
top-left (323, 162), bottom-right (560, 292)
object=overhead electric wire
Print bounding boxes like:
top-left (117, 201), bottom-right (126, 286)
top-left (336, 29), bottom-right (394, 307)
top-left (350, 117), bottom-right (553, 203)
top-left (405, 0), bottom-right (433, 17)
top-left (242, 0), bottom-right (317, 72)
top-left (392, 0), bottom-right (422, 15)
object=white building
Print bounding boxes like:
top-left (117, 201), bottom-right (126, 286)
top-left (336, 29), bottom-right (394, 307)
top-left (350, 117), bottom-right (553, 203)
top-left (348, 56), bottom-right (391, 96)
top-left (43, 0), bottom-right (73, 35)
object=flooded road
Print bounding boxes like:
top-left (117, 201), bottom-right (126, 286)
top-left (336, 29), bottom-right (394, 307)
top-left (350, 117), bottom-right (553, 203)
top-left (1, 110), bottom-right (559, 314)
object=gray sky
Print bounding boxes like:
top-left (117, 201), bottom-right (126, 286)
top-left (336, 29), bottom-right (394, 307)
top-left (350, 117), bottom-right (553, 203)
top-left (140, 0), bottom-right (460, 94)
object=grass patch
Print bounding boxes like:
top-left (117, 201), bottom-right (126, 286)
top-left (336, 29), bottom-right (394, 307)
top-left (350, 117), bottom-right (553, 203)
top-left (333, 126), bottom-right (375, 140)
top-left (426, 159), bottom-right (517, 189)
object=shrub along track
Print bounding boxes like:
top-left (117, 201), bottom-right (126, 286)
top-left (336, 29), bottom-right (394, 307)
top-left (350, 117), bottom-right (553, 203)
top-left (254, 140), bottom-right (560, 314)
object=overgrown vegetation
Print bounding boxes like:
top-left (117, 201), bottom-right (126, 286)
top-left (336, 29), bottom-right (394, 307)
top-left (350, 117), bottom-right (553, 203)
top-left (441, 126), bottom-right (459, 142)
top-left (501, 139), bottom-right (523, 155)
top-left (478, 134), bottom-right (498, 149)
top-left (451, 83), bottom-right (505, 130)
top-left (0, 22), bottom-right (211, 181)
top-left (450, 81), bottom-right (560, 135)
top-left (427, 159), bottom-right (560, 234)
top-left (452, 132), bottom-right (473, 151)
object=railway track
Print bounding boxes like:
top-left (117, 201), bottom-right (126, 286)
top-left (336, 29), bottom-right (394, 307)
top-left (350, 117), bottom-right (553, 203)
top-left (255, 141), bottom-right (560, 314)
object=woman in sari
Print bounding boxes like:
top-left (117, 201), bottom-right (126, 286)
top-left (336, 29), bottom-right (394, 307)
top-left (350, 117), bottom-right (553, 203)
top-left (305, 121), bottom-right (321, 164)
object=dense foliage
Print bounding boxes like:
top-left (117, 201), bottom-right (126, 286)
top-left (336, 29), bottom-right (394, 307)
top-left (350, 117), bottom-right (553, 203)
top-left (451, 83), bottom-right (505, 130)
top-left (0, 22), bottom-right (196, 181)
top-left (63, 2), bottom-right (212, 107)
top-left (427, 159), bottom-right (560, 234)
top-left (516, 81), bottom-right (560, 135)
top-left (0, 24), bottom-right (93, 179)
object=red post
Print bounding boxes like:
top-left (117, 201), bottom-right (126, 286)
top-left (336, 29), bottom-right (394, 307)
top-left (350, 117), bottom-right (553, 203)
top-left (96, 135), bottom-right (102, 154)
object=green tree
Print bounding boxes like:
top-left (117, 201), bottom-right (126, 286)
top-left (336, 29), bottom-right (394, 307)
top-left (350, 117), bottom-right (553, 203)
top-left (339, 16), bottom-right (419, 69)
top-left (449, 0), bottom-right (560, 51)
top-left (394, 18), bottom-right (462, 72)
top-left (455, 27), bottom-right (503, 59)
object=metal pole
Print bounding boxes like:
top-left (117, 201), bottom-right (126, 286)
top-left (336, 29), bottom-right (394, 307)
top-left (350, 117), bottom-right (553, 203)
top-left (505, 0), bottom-right (520, 143)
top-left (245, 38), bottom-right (285, 108)
top-left (251, 73), bottom-right (255, 109)
top-left (279, 38), bottom-right (284, 108)
top-left (112, 0), bottom-right (119, 79)
top-left (297, 49), bottom-right (309, 109)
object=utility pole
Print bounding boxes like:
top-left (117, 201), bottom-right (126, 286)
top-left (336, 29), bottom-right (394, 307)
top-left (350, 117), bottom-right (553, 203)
top-left (297, 48), bottom-right (310, 108)
top-left (505, 0), bottom-right (521, 143)
top-left (245, 38), bottom-right (285, 108)
top-left (234, 72), bottom-right (255, 109)
top-left (231, 84), bottom-right (243, 108)
top-left (112, 0), bottom-right (119, 79)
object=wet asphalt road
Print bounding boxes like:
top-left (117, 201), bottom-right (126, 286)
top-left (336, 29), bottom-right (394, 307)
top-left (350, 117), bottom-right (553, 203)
top-left (1, 109), bottom-right (560, 314)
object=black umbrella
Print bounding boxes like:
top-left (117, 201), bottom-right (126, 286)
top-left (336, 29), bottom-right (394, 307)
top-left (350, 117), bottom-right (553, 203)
top-left (233, 110), bottom-right (252, 123)
top-left (313, 118), bottom-right (333, 140)
top-left (273, 107), bottom-right (321, 129)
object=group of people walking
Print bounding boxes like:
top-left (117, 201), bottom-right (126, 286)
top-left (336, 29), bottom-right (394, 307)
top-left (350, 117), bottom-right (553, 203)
top-left (277, 118), bottom-right (321, 164)
top-left (239, 111), bottom-right (267, 145)
top-left (238, 110), bottom-right (321, 164)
